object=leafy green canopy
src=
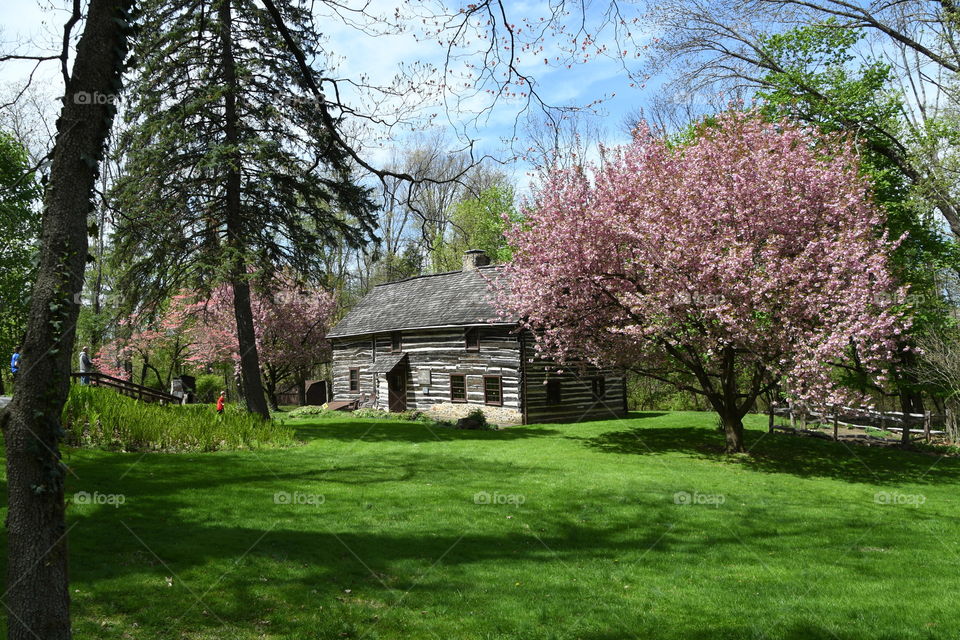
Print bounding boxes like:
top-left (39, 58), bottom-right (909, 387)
top-left (432, 185), bottom-right (517, 272)
top-left (756, 22), bottom-right (958, 339)
top-left (0, 130), bottom-right (42, 372)
top-left (751, 21), bottom-right (959, 413)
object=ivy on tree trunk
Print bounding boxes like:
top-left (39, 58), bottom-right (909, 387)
top-left (1, 1), bottom-right (133, 637)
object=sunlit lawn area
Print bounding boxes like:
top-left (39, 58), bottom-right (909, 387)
top-left (2, 411), bottom-right (958, 639)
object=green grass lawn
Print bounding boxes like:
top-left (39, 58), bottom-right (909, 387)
top-left (4, 411), bottom-right (960, 639)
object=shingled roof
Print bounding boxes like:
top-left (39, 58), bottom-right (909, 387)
top-left (327, 265), bottom-right (515, 338)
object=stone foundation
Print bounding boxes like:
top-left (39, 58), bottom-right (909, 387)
top-left (426, 403), bottom-right (523, 426)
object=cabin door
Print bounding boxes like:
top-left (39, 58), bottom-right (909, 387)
top-left (387, 369), bottom-right (407, 412)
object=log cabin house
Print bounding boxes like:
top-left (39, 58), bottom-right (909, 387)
top-left (326, 250), bottom-right (628, 424)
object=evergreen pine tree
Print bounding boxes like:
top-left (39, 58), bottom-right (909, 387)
top-left (111, 0), bottom-right (377, 416)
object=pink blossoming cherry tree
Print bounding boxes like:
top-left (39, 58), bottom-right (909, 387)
top-left (97, 277), bottom-right (337, 410)
top-left (498, 112), bottom-right (906, 453)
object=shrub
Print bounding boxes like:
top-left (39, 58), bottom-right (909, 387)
top-left (456, 407), bottom-right (491, 430)
top-left (194, 374), bottom-right (224, 404)
top-left (62, 384), bottom-right (295, 452)
top-left (353, 407), bottom-right (392, 420)
top-left (287, 405), bottom-right (336, 418)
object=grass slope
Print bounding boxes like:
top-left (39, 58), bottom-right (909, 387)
top-left (3, 411), bottom-right (959, 639)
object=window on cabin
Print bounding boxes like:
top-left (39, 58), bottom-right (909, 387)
top-left (450, 374), bottom-right (467, 402)
top-left (591, 377), bottom-right (606, 400)
top-left (546, 379), bottom-right (562, 405)
top-left (391, 332), bottom-right (402, 352)
top-left (465, 327), bottom-right (480, 351)
top-left (349, 368), bottom-right (359, 392)
top-left (484, 376), bottom-right (502, 406)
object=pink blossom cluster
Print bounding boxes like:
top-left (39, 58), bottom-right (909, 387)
top-left (96, 276), bottom-right (338, 379)
top-left (497, 111), bottom-right (907, 406)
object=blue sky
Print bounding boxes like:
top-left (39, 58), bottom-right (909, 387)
top-left (0, 0), bottom-right (661, 188)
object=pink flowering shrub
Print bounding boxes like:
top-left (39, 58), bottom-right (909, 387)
top-left (96, 275), bottom-right (337, 406)
top-left (497, 111), bottom-right (907, 452)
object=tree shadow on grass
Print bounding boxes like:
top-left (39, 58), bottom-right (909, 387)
top-left (289, 419), bottom-right (562, 443)
top-left (581, 425), bottom-right (960, 485)
top-left (0, 438), bottom-right (953, 638)
top-left (12, 488), bottom-right (948, 640)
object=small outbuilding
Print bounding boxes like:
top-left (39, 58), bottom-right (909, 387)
top-left (326, 250), bottom-right (627, 424)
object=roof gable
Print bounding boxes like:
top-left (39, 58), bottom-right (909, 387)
top-left (328, 266), bottom-right (514, 338)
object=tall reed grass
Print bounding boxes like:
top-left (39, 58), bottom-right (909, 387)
top-left (62, 385), bottom-right (295, 452)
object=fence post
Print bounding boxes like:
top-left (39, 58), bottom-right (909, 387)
top-left (924, 410), bottom-right (931, 442)
top-left (768, 402), bottom-right (775, 433)
top-left (949, 406), bottom-right (957, 444)
top-left (833, 406), bottom-right (838, 441)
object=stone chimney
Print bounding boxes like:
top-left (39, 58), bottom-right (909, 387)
top-left (462, 249), bottom-right (491, 271)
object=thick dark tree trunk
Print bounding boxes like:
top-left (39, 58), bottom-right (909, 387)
top-left (720, 412), bottom-right (746, 453)
top-left (896, 349), bottom-right (924, 447)
top-left (229, 258), bottom-right (269, 419)
top-left (296, 373), bottom-right (306, 407)
top-left (219, 0), bottom-right (269, 419)
top-left (0, 2), bottom-right (133, 638)
top-left (716, 347), bottom-right (748, 453)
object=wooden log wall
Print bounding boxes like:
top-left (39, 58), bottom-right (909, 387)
top-left (333, 327), bottom-right (522, 412)
top-left (331, 337), bottom-right (375, 401)
top-left (521, 331), bottom-right (627, 424)
top-left (333, 327), bottom-right (627, 423)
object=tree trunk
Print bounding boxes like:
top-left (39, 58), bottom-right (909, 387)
top-left (263, 366), bottom-right (279, 411)
top-left (89, 211), bottom-right (105, 348)
top-left (717, 347), bottom-right (747, 452)
top-left (219, 0), bottom-right (269, 419)
top-left (897, 349), bottom-right (924, 448)
top-left (139, 355), bottom-right (149, 388)
top-left (1, 2), bottom-right (132, 638)
top-left (296, 373), bottom-right (306, 407)
top-left (720, 411), bottom-right (746, 453)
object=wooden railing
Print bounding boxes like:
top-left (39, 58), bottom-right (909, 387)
top-left (70, 372), bottom-right (179, 404)
top-left (771, 404), bottom-right (944, 442)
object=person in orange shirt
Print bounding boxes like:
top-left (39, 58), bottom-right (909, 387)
top-left (216, 391), bottom-right (226, 415)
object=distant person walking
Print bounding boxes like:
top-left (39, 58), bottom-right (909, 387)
top-left (10, 346), bottom-right (20, 382)
top-left (216, 391), bottom-right (226, 415)
top-left (78, 347), bottom-right (93, 385)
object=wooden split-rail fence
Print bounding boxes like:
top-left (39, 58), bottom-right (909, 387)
top-left (770, 404), bottom-right (945, 442)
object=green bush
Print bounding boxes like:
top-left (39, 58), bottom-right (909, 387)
top-left (194, 374), bottom-right (224, 404)
top-left (462, 407), bottom-right (492, 429)
top-left (353, 407), bottom-right (393, 420)
top-left (627, 373), bottom-right (709, 411)
top-left (287, 404), bottom-right (440, 426)
top-left (287, 405), bottom-right (336, 418)
top-left (62, 384), bottom-right (295, 452)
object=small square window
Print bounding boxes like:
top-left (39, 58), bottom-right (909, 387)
top-left (484, 376), bottom-right (502, 406)
top-left (465, 327), bottom-right (480, 351)
top-left (546, 379), bottom-right (561, 405)
top-left (591, 377), bottom-right (606, 400)
top-left (450, 374), bottom-right (467, 402)
top-left (391, 332), bottom-right (402, 352)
